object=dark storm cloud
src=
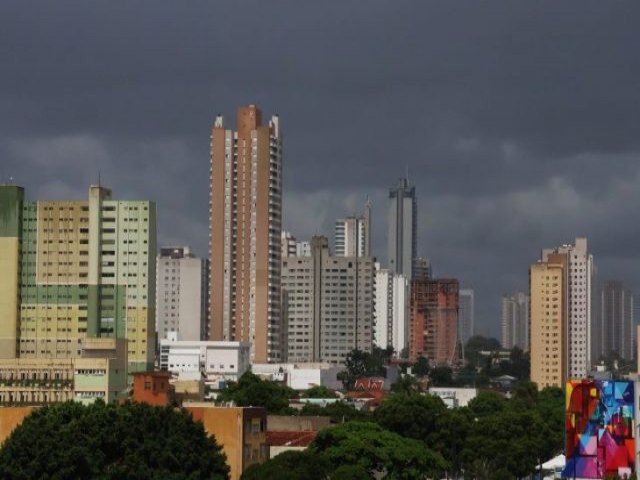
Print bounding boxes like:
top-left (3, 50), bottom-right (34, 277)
top-left (2, 0), bottom-right (640, 335)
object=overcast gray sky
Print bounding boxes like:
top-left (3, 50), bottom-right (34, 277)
top-left (2, 1), bottom-right (639, 337)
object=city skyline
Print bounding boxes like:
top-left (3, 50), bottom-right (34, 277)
top-left (2, 2), bottom-right (640, 337)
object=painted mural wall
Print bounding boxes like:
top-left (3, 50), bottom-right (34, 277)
top-left (563, 380), bottom-right (635, 479)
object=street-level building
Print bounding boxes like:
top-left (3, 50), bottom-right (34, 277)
top-left (159, 334), bottom-right (250, 387)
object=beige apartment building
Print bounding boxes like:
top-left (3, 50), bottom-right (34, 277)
top-left (0, 184), bottom-right (156, 374)
top-left (530, 256), bottom-right (566, 389)
top-left (209, 105), bottom-right (284, 363)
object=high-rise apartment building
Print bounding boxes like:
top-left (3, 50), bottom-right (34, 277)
top-left (409, 278), bottom-right (459, 365)
top-left (501, 292), bottom-right (529, 350)
top-left (335, 200), bottom-right (371, 258)
top-left (412, 256), bottom-right (430, 281)
top-left (541, 238), bottom-right (594, 378)
top-left (594, 281), bottom-right (634, 362)
top-left (209, 105), bottom-right (283, 363)
top-left (281, 236), bottom-right (374, 364)
top-left (388, 178), bottom-right (417, 280)
top-left (296, 241), bottom-right (311, 257)
top-left (156, 246), bottom-right (208, 342)
top-left (0, 184), bottom-right (156, 373)
top-left (530, 259), bottom-right (566, 389)
top-left (458, 289), bottom-right (474, 346)
top-left (374, 265), bottom-right (409, 355)
top-left (281, 231), bottom-right (297, 259)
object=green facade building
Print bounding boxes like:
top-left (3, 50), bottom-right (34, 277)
top-left (0, 184), bottom-right (156, 374)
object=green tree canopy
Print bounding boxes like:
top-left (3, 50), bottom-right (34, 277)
top-left (299, 401), bottom-right (365, 423)
top-left (217, 371), bottom-right (294, 414)
top-left (302, 385), bottom-right (338, 399)
top-left (310, 421), bottom-right (448, 479)
top-left (339, 347), bottom-right (391, 389)
top-left (464, 335), bottom-right (501, 368)
top-left (462, 409), bottom-right (547, 479)
top-left (373, 393), bottom-right (446, 444)
top-left (0, 401), bottom-right (229, 480)
top-left (390, 374), bottom-right (424, 394)
top-left (240, 450), bottom-right (332, 480)
top-left (467, 391), bottom-right (507, 418)
top-left (412, 356), bottom-right (430, 377)
top-left (428, 365), bottom-right (454, 386)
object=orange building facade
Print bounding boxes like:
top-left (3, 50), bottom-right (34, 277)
top-left (131, 371), bottom-right (173, 406)
top-left (185, 404), bottom-right (267, 480)
top-left (409, 278), bottom-right (459, 365)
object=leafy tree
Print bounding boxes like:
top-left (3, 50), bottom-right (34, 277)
top-left (330, 465), bottom-right (372, 479)
top-left (340, 348), bottom-right (390, 389)
top-left (310, 422), bottom-right (448, 479)
top-left (510, 380), bottom-right (539, 409)
top-left (299, 401), bottom-right (366, 423)
top-left (412, 356), bottom-right (430, 377)
top-left (0, 401), bottom-right (229, 480)
top-left (467, 391), bottom-right (506, 418)
top-left (217, 371), bottom-right (294, 414)
top-left (464, 335), bottom-right (501, 368)
top-left (462, 409), bottom-right (546, 479)
top-left (390, 374), bottom-right (423, 394)
top-left (240, 450), bottom-right (332, 480)
top-left (429, 365), bottom-right (454, 386)
top-left (373, 393), bottom-right (446, 444)
top-left (302, 386), bottom-right (338, 399)
top-left (429, 408), bottom-right (472, 476)
top-left (534, 387), bottom-right (565, 459)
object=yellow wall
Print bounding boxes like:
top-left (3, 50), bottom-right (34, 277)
top-left (0, 237), bottom-right (19, 358)
top-left (185, 406), bottom-right (267, 480)
top-left (0, 407), bottom-right (35, 445)
top-left (530, 261), bottom-right (565, 389)
top-left (19, 304), bottom-right (85, 358)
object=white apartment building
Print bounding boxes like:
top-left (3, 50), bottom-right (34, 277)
top-left (375, 264), bottom-right (409, 356)
top-left (541, 237), bottom-right (594, 378)
top-left (281, 236), bottom-right (375, 365)
top-left (156, 246), bottom-right (208, 342)
top-left (281, 231), bottom-right (297, 258)
top-left (159, 333), bottom-right (250, 386)
top-left (334, 200), bottom-right (371, 258)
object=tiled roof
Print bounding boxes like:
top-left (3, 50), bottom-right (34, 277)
top-left (266, 431), bottom-right (318, 447)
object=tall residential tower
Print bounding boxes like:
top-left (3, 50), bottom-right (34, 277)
top-left (156, 246), bottom-right (208, 342)
top-left (501, 292), bottom-right (529, 350)
top-left (209, 105), bottom-right (284, 363)
top-left (530, 238), bottom-right (594, 388)
top-left (0, 184), bottom-right (156, 374)
top-left (388, 178), bottom-right (417, 280)
top-left (335, 200), bottom-right (371, 258)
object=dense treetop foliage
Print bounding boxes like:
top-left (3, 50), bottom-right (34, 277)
top-left (247, 383), bottom-right (565, 479)
top-left (216, 371), bottom-right (295, 414)
top-left (0, 401), bottom-right (229, 480)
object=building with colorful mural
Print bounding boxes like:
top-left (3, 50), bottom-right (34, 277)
top-left (563, 379), bottom-right (634, 479)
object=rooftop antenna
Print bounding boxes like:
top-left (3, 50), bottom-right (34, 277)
top-left (98, 170), bottom-right (101, 187)
top-left (406, 164), bottom-right (410, 184)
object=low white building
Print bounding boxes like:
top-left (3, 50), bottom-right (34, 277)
top-left (428, 387), bottom-right (478, 408)
top-left (252, 363), bottom-right (344, 391)
top-left (159, 333), bottom-right (250, 388)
